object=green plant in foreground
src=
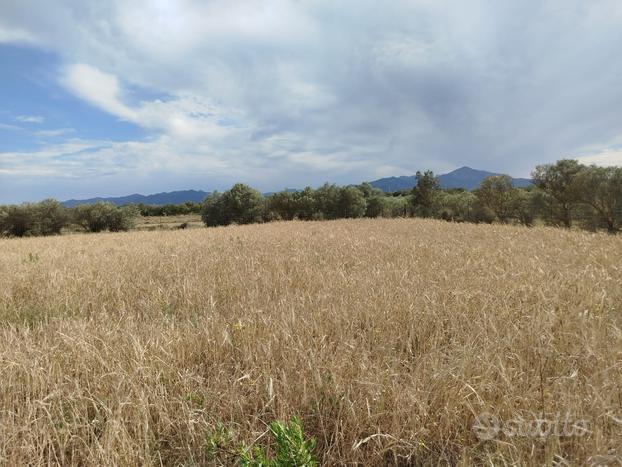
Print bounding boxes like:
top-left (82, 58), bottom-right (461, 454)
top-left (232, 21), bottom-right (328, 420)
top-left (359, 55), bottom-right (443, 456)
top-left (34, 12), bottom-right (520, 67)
top-left (204, 422), bottom-right (234, 460)
top-left (240, 417), bottom-right (317, 467)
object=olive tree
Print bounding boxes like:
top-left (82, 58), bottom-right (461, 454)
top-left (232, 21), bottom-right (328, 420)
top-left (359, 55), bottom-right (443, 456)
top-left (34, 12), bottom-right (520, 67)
top-left (532, 159), bottom-right (584, 227)
top-left (411, 171), bottom-right (440, 218)
top-left (575, 165), bottom-right (622, 233)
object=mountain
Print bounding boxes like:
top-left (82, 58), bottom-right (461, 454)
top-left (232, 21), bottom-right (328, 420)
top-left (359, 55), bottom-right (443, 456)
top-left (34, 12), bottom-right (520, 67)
top-left (370, 166), bottom-right (532, 192)
top-left (62, 167), bottom-right (532, 207)
top-left (62, 190), bottom-right (210, 207)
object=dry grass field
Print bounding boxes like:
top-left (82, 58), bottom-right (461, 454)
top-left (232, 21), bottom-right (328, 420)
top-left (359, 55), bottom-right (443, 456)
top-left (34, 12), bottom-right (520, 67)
top-left (134, 214), bottom-right (204, 232)
top-left (0, 218), bottom-right (621, 466)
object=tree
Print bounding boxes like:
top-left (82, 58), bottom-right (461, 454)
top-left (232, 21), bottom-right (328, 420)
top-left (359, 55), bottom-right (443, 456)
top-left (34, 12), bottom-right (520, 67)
top-left (0, 204), bottom-right (33, 237)
top-left (72, 202), bottom-right (137, 233)
top-left (201, 192), bottom-right (226, 227)
top-left (107, 206), bottom-right (139, 232)
top-left (337, 186), bottom-right (367, 218)
top-left (474, 175), bottom-right (518, 223)
top-left (0, 200), bottom-right (69, 237)
top-left (32, 199), bottom-right (69, 235)
top-left (265, 190), bottom-right (298, 221)
top-left (313, 184), bottom-right (341, 220)
top-left (511, 189), bottom-right (537, 226)
top-left (532, 159), bottom-right (584, 227)
top-left (411, 171), bottom-right (440, 218)
top-left (201, 184), bottom-right (264, 227)
top-left (292, 187), bottom-right (317, 220)
top-left (436, 190), bottom-right (477, 222)
top-left (365, 195), bottom-right (390, 218)
top-left (575, 165), bottom-right (622, 233)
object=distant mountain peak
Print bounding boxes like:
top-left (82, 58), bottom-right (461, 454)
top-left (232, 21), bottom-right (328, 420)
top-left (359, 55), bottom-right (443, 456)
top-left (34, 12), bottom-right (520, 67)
top-left (370, 167), bottom-right (532, 192)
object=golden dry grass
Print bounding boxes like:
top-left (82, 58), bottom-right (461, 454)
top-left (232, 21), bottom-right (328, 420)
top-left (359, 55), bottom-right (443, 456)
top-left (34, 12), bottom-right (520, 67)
top-left (134, 214), bottom-right (203, 231)
top-left (0, 218), bottom-right (621, 466)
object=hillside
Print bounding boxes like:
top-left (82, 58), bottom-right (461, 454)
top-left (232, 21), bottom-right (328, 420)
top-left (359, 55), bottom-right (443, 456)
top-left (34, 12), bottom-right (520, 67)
top-left (62, 189), bottom-right (210, 207)
top-left (370, 166), bottom-right (532, 192)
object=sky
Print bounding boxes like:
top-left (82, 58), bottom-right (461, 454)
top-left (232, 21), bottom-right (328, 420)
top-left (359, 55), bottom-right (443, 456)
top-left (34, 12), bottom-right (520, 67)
top-left (1, 0), bottom-right (622, 203)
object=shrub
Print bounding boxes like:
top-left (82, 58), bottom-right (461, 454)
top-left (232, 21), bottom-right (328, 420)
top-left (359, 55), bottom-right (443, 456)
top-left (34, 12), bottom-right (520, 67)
top-left (0, 200), bottom-right (69, 237)
top-left (201, 184), bottom-right (264, 227)
top-left (72, 202), bottom-right (138, 233)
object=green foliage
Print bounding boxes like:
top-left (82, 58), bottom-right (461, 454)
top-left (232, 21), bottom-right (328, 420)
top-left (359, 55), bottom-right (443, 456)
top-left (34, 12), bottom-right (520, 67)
top-left (365, 195), bottom-right (391, 218)
top-left (0, 199), bottom-right (68, 237)
top-left (136, 201), bottom-right (202, 216)
top-left (337, 186), bottom-right (367, 218)
top-left (511, 189), bottom-right (537, 226)
top-left (474, 175), bottom-right (518, 223)
top-left (313, 183), bottom-right (341, 220)
top-left (3, 158), bottom-right (621, 238)
top-left (265, 190), bottom-right (298, 221)
top-left (201, 184), bottom-right (264, 227)
top-left (532, 159), bottom-right (584, 227)
top-left (292, 187), bottom-right (317, 221)
top-left (204, 422), bottom-right (234, 461)
top-left (411, 170), bottom-right (440, 218)
top-left (240, 417), bottom-right (317, 467)
top-left (436, 190), bottom-right (477, 222)
top-left (72, 202), bottom-right (138, 233)
top-left (574, 165), bottom-right (622, 233)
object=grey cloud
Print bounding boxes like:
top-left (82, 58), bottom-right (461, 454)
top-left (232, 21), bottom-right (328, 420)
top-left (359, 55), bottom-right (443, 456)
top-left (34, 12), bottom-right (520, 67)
top-left (1, 0), bottom-right (622, 201)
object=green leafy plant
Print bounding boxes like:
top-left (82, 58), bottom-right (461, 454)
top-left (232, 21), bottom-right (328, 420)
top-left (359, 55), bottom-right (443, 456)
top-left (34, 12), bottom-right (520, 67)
top-left (204, 422), bottom-right (234, 460)
top-left (240, 417), bottom-right (317, 467)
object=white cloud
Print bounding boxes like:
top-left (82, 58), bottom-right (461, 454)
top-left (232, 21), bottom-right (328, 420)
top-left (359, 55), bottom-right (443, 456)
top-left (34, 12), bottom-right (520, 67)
top-left (0, 25), bottom-right (39, 44)
top-left (578, 149), bottom-right (622, 167)
top-left (36, 128), bottom-right (75, 137)
top-left (62, 64), bottom-right (137, 120)
top-left (0, 123), bottom-right (23, 131)
top-left (17, 115), bottom-right (44, 123)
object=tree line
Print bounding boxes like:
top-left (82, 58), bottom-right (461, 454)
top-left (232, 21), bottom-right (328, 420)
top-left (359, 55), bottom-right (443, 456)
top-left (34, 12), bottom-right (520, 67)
top-left (0, 201), bottom-right (139, 237)
top-left (1, 159), bottom-right (620, 238)
top-left (200, 159), bottom-right (622, 233)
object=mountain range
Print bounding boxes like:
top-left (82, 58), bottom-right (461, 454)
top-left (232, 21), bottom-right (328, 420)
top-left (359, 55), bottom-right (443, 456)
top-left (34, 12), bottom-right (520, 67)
top-left (61, 167), bottom-right (532, 207)
top-left (62, 189), bottom-right (210, 208)
top-left (369, 166), bottom-right (532, 192)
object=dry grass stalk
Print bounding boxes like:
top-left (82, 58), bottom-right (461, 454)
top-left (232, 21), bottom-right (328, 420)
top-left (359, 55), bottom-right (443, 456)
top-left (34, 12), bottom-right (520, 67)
top-left (0, 218), bottom-right (620, 465)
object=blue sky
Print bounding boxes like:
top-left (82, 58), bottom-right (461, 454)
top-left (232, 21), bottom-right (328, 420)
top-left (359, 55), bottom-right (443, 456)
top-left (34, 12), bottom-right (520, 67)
top-left (1, 0), bottom-right (622, 203)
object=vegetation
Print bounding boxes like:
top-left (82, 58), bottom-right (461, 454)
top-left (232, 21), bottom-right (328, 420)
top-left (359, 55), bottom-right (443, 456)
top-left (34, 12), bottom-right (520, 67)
top-left (0, 219), bottom-right (620, 464)
top-left (1, 159), bottom-right (621, 239)
top-left (72, 202), bottom-right (139, 233)
top-left (410, 170), bottom-right (440, 218)
top-left (198, 160), bottom-right (622, 234)
top-left (0, 201), bottom-right (139, 237)
top-left (240, 417), bottom-right (317, 467)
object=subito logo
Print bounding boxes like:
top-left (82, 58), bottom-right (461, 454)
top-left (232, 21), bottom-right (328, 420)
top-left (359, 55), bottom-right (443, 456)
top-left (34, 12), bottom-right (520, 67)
top-left (472, 412), bottom-right (501, 440)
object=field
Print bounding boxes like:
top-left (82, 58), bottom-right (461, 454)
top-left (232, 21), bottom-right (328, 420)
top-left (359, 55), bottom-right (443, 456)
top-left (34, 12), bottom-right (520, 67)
top-left (134, 214), bottom-right (203, 232)
top-left (0, 218), bottom-right (621, 465)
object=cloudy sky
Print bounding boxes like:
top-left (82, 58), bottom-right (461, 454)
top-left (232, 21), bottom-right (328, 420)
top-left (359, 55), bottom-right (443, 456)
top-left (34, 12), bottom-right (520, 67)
top-left (1, 0), bottom-right (622, 203)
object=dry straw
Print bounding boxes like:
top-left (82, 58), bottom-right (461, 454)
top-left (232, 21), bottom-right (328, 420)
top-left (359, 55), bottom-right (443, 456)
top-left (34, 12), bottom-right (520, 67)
top-left (0, 218), bottom-right (621, 465)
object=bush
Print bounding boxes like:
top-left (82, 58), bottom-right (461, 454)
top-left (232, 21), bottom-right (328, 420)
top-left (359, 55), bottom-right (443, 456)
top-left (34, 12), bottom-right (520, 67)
top-left (72, 202), bottom-right (138, 233)
top-left (201, 184), bottom-right (264, 227)
top-left (436, 191), bottom-right (477, 222)
top-left (0, 200), bottom-right (69, 237)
